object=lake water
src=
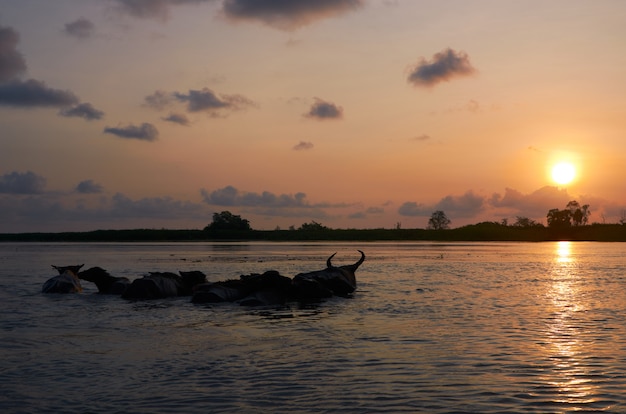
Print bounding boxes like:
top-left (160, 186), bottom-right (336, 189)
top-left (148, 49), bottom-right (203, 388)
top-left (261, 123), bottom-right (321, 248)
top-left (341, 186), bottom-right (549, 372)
top-left (1, 241), bottom-right (626, 413)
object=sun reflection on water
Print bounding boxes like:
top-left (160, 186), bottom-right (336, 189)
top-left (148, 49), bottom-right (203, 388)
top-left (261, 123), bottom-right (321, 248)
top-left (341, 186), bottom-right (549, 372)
top-left (556, 241), bottom-right (572, 263)
top-left (539, 241), bottom-right (600, 409)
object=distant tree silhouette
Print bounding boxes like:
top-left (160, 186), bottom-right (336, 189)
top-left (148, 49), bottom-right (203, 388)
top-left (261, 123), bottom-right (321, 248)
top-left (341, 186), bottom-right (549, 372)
top-left (547, 208), bottom-right (572, 229)
top-left (547, 201), bottom-right (591, 229)
top-left (298, 221), bottom-right (329, 231)
top-left (204, 211), bottom-right (251, 231)
top-left (428, 210), bottom-right (451, 230)
top-left (566, 200), bottom-right (590, 226)
top-left (513, 216), bottom-right (542, 228)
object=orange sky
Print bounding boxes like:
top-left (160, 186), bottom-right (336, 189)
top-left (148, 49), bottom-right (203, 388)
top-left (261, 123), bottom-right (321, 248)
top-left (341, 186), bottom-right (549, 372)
top-left (1, 0), bottom-right (625, 232)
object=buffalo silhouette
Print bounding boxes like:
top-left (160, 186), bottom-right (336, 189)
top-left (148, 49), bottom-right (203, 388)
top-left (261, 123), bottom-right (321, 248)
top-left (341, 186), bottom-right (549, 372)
top-left (192, 250), bottom-right (366, 305)
top-left (293, 250), bottom-right (365, 298)
top-left (41, 251), bottom-right (366, 305)
top-left (42, 264), bottom-right (84, 293)
top-left (192, 270), bottom-right (293, 306)
top-left (122, 270), bottom-right (207, 300)
top-left (78, 267), bottom-right (130, 295)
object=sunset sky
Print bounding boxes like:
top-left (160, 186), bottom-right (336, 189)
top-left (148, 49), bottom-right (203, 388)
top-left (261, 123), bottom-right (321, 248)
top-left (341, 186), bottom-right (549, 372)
top-left (1, 0), bottom-right (625, 233)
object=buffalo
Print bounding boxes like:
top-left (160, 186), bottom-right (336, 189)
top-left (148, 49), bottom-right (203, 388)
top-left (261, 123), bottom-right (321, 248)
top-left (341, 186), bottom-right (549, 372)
top-left (42, 265), bottom-right (84, 293)
top-left (192, 270), bottom-right (293, 306)
top-left (193, 250), bottom-right (366, 305)
top-left (40, 250), bottom-right (366, 305)
top-left (78, 267), bottom-right (131, 295)
top-left (292, 250), bottom-right (365, 298)
top-left (122, 270), bottom-right (207, 300)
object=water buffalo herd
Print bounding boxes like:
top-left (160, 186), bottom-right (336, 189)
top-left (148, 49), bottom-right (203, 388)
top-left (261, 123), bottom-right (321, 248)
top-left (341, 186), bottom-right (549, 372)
top-left (41, 251), bottom-right (365, 306)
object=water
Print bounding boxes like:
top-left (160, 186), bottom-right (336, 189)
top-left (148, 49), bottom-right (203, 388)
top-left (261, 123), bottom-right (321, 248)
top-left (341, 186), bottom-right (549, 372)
top-left (1, 241), bottom-right (626, 413)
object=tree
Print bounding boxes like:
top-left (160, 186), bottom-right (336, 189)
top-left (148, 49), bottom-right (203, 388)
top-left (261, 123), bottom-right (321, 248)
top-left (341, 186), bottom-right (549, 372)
top-left (513, 216), bottom-right (541, 228)
top-left (204, 211), bottom-right (251, 231)
top-left (566, 200), bottom-right (590, 226)
top-left (428, 210), bottom-right (451, 230)
top-left (546, 201), bottom-right (591, 229)
top-left (298, 221), bottom-right (329, 231)
top-left (547, 208), bottom-right (571, 229)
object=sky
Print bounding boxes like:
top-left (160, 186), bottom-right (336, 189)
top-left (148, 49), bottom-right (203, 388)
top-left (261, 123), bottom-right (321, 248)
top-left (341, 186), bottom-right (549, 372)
top-left (1, 0), bottom-right (625, 233)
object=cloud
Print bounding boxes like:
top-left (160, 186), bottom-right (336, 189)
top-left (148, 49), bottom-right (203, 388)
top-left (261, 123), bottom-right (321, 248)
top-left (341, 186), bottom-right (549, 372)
top-left (201, 185), bottom-right (309, 208)
top-left (109, 0), bottom-right (364, 29)
top-left (490, 186), bottom-right (572, 218)
top-left (398, 201), bottom-right (431, 217)
top-left (412, 134), bottom-right (431, 141)
top-left (103, 122), bottom-right (159, 141)
top-left (407, 48), bottom-right (476, 88)
top-left (221, 0), bottom-right (365, 30)
top-left (349, 206), bottom-right (385, 220)
top-left (199, 186), bottom-right (356, 224)
top-left (145, 88), bottom-right (255, 116)
top-left (143, 90), bottom-right (174, 110)
top-left (174, 88), bottom-right (228, 112)
top-left (173, 88), bottom-right (254, 114)
top-left (162, 112), bottom-right (190, 125)
top-left (396, 186), bottom-right (608, 226)
top-left (110, 0), bottom-right (213, 21)
top-left (108, 192), bottom-right (205, 218)
top-left (59, 102), bottom-right (105, 120)
top-left (304, 98), bottom-right (343, 120)
top-left (63, 18), bottom-right (95, 39)
top-left (0, 26), bottom-right (86, 113)
top-left (399, 191), bottom-right (484, 218)
top-left (76, 180), bottom-right (104, 194)
top-left (0, 25), bottom-right (27, 82)
top-left (0, 191), bottom-right (210, 232)
top-left (0, 79), bottom-right (79, 108)
top-left (293, 141), bottom-right (314, 150)
top-left (201, 185), bottom-right (355, 212)
top-left (0, 171), bottom-right (46, 194)
top-left (434, 190), bottom-right (484, 217)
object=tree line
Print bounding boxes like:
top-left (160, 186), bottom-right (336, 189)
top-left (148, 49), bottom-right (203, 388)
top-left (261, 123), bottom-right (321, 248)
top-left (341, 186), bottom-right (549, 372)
top-left (426, 200), bottom-right (592, 230)
top-left (195, 201), bottom-right (624, 242)
top-left (203, 200), bottom-right (597, 233)
top-left (1, 201), bottom-right (624, 242)
top-left (204, 211), bottom-right (330, 232)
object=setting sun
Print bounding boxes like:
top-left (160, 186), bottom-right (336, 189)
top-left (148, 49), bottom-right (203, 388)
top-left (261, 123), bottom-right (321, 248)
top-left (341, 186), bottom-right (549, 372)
top-left (551, 162), bottom-right (576, 185)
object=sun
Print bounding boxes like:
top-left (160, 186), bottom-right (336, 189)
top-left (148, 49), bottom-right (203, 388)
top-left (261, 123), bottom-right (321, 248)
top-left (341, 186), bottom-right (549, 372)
top-left (551, 162), bottom-right (576, 185)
